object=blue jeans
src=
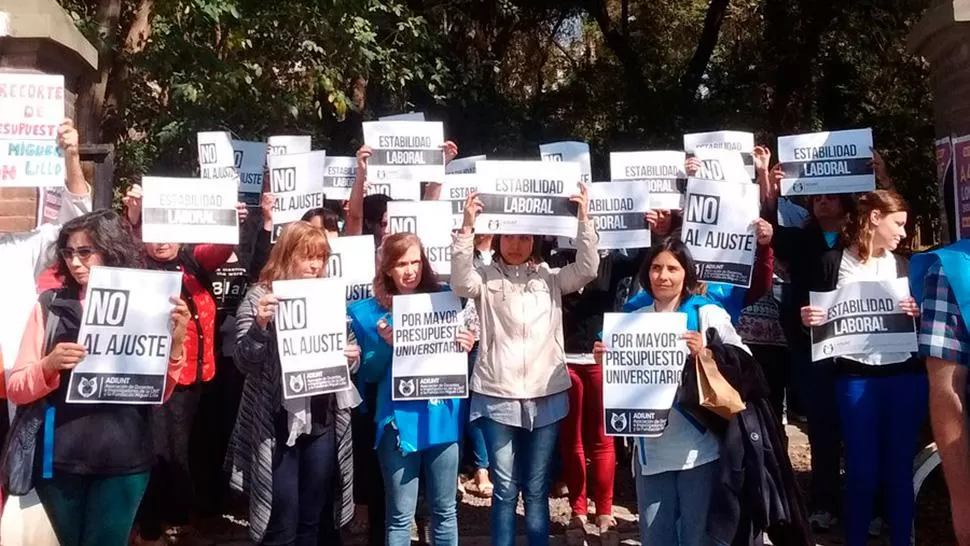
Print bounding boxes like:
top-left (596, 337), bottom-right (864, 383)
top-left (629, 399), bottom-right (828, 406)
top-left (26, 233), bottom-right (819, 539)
top-left (377, 426), bottom-right (459, 546)
top-left (634, 460), bottom-right (717, 546)
top-left (480, 418), bottom-right (559, 546)
top-left (264, 424), bottom-right (336, 546)
top-left (836, 373), bottom-right (928, 546)
top-left (465, 347), bottom-right (489, 470)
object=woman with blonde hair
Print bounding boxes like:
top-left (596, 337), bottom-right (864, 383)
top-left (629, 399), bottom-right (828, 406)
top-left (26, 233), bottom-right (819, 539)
top-left (228, 221), bottom-right (361, 545)
top-left (801, 190), bottom-right (924, 546)
top-left (348, 231), bottom-right (474, 546)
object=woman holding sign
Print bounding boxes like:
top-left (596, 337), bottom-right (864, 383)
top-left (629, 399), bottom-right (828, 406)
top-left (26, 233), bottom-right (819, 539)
top-left (451, 186), bottom-right (600, 546)
top-left (800, 190), bottom-right (925, 546)
top-left (230, 221), bottom-right (361, 545)
top-left (7, 210), bottom-right (191, 546)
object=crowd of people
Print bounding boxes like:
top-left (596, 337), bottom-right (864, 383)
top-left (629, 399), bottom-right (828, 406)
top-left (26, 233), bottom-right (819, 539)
top-left (0, 117), bottom-right (969, 546)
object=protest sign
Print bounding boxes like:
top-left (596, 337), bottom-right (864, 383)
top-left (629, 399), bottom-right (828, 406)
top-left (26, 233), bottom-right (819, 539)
top-left (267, 135), bottom-right (312, 157)
top-left (326, 235), bottom-right (376, 303)
top-left (778, 128), bottom-right (874, 196)
top-left (141, 176), bottom-right (239, 244)
top-left (362, 121), bottom-right (444, 200)
top-left (953, 134), bottom-right (970, 240)
top-left (684, 131), bottom-right (755, 179)
top-left (446, 154), bottom-right (486, 175)
top-left (682, 178), bottom-right (760, 287)
top-left (197, 131), bottom-right (238, 180)
top-left (392, 291), bottom-right (468, 401)
top-left (35, 186), bottom-right (63, 227)
top-left (0, 73), bottom-right (65, 187)
top-left (444, 173), bottom-right (479, 229)
top-left (267, 151), bottom-right (326, 242)
top-left (379, 112), bottom-right (426, 121)
top-left (274, 278), bottom-right (351, 399)
top-left (387, 200), bottom-right (454, 277)
top-left (540, 141), bottom-right (592, 184)
top-left (809, 278), bottom-right (917, 362)
top-left (68, 267), bottom-right (182, 404)
top-left (609, 151), bottom-right (686, 209)
top-left (603, 312), bottom-right (689, 436)
top-left (561, 181), bottom-right (650, 249)
top-left (473, 160), bottom-right (581, 237)
top-left (234, 140), bottom-right (267, 204)
top-left (691, 148), bottom-right (750, 182)
top-left (323, 156), bottom-right (356, 201)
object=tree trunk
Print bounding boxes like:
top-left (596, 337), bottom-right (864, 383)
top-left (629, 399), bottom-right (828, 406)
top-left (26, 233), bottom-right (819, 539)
top-left (679, 0), bottom-right (731, 110)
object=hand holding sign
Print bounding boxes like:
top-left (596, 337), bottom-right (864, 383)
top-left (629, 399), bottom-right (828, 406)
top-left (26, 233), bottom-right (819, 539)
top-left (753, 145), bottom-right (771, 173)
top-left (682, 331), bottom-right (704, 356)
top-left (345, 343), bottom-right (361, 365)
top-left (456, 329), bottom-right (474, 352)
top-left (753, 218), bottom-right (773, 246)
top-left (377, 318), bottom-right (394, 346)
top-left (256, 293), bottom-right (278, 329)
top-left (685, 157), bottom-right (702, 177)
top-left (899, 296), bottom-right (920, 318)
top-left (356, 145), bottom-right (372, 174)
top-left (43, 342), bottom-right (87, 372)
top-left (593, 340), bottom-right (605, 366)
top-left (123, 184), bottom-right (143, 226)
top-left (260, 192), bottom-right (275, 231)
top-left (443, 141), bottom-right (458, 164)
top-left (57, 119), bottom-right (79, 158)
top-left (800, 305), bottom-right (825, 327)
top-left (570, 182), bottom-right (589, 221)
top-left (461, 191), bottom-right (484, 232)
top-left (170, 297), bottom-right (190, 359)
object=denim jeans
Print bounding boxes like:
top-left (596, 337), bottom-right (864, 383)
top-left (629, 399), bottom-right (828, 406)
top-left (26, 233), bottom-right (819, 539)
top-left (376, 426), bottom-right (459, 546)
top-left (634, 460), bottom-right (717, 546)
top-left (480, 418), bottom-right (559, 546)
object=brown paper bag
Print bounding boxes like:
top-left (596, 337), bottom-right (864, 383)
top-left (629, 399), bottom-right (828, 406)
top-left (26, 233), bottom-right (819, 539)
top-left (695, 348), bottom-right (746, 419)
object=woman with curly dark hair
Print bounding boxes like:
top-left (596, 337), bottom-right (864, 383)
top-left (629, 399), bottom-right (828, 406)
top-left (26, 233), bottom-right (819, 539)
top-left (7, 210), bottom-right (190, 546)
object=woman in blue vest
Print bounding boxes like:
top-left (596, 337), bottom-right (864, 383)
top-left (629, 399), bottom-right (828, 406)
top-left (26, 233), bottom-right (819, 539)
top-left (594, 236), bottom-right (749, 546)
top-left (348, 232), bottom-right (474, 546)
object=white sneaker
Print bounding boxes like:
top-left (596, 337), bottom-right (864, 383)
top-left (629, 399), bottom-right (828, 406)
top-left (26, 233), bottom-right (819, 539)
top-left (809, 511), bottom-right (838, 532)
top-left (868, 517), bottom-right (884, 537)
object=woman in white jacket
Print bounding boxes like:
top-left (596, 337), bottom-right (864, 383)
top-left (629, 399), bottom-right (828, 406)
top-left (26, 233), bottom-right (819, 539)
top-left (450, 187), bottom-right (599, 546)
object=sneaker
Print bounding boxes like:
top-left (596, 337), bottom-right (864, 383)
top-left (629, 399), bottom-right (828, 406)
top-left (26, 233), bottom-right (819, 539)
top-left (809, 511), bottom-right (838, 532)
top-left (868, 517), bottom-right (884, 538)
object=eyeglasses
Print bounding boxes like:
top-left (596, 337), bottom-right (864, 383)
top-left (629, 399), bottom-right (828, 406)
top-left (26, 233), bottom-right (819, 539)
top-left (58, 247), bottom-right (100, 261)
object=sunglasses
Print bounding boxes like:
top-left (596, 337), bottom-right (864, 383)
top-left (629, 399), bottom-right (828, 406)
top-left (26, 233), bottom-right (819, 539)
top-left (59, 247), bottom-right (100, 260)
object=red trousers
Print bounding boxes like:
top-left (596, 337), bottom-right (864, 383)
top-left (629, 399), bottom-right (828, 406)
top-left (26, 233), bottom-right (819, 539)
top-left (558, 363), bottom-right (615, 517)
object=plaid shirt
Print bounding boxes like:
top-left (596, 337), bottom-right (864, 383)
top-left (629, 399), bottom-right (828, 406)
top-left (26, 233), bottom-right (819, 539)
top-left (919, 263), bottom-right (970, 367)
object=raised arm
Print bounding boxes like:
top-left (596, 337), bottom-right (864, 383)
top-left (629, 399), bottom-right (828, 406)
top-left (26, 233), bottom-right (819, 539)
top-left (344, 146), bottom-right (370, 236)
top-left (556, 183), bottom-right (600, 295)
top-left (450, 192), bottom-right (485, 298)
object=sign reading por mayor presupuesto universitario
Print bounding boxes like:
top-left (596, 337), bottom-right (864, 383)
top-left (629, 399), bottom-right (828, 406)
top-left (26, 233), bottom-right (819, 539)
top-left (609, 151), bottom-right (687, 210)
top-left (274, 277), bottom-right (352, 399)
top-left (0, 73), bottom-right (65, 188)
top-left (682, 178), bottom-right (760, 288)
top-left (683, 130), bottom-right (755, 180)
top-left (362, 121), bottom-right (444, 200)
top-left (387, 200), bottom-right (455, 277)
top-left (141, 176), bottom-right (240, 245)
top-left (777, 128), bottom-right (874, 196)
top-left (392, 292), bottom-right (468, 401)
top-left (540, 141), bottom-right (592, 184)
top-left (473, 160), bottom-right (581, 238)
top-left (69, 267), bottom-right (183, 404)
top-left (444, 173), bottom-right (480, 229)
top-left (809, 279), bottom-right (917, 362)
top-left (267, 150), bottom-right (326, 242)
top-left (326, 235), bottom-right (376, 303)
top-left (603, 312), bottom-right (689, 436)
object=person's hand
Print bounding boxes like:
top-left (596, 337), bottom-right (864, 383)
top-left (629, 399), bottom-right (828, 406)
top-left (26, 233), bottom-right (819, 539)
top-left (377, 318), bottom-right (393, 346)
top-left (123, 184), bottom-right (143, 226)
top-left (169, 297), bottom-right (190, 358)
top-left (236, 202), bottom-right (249, 224)
top-left (344, 343), bottom-right (361, 363)
top-left (456, 329), bottom-right (474, 352)
top-left (682, 331), bottom-right (704, 356)
top-left (42, 342), bottom-right (86, 372)
top-left (899, 296), bottom-right (920, 318)
top-left (443, 141), bottom-right (459, 164)
top-left (645, 209), bottom-right (659, 231)
top-left (462, 191), bottom-right (484, 230)
top-left (753, 145), bottom-right (771, 173)
top-left (800, 305), bottom-right (825, 327)
top-left (646, 209), bottom-right (672, 235)
top-left (260, 192), bottom-right (275, 231)
top-left (685, 157), bottom-right (702, 177)
top-left (570, 182), bottom-right (590, 221)
top-left (593, 340), bottom-right (606, 366)
top-left (753, 218), bottom-right (773, 246)
top-left (255, 293), bottom-right (278, 329)
top-left (356, 145), bottom-right (373, 172)
top-left (57, 119), bottom-right (79, 158)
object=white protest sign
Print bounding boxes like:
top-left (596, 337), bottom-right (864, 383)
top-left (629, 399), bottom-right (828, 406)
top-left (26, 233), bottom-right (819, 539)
top-left (233, 140), bottom-right (267, 203)
top-left (35, 186), bottom-right (63, 227)
top-left (473, 160), bottom-right (581, 237)
top-left (387, 200), bottom-right (454, 277)
top-left (197, 131), bottom-right (239, 180)
top-left (267, 151), bottom-right (326, 241)
top-left (267, 135), bottom-right (312, 157)
top-left (444, 173), bottom-right (479, 229)
top-left (274, 278), bottom-right (351, 399)
top-left (691, 148), bottom-right (750, 182)
top-left (809, 278), bottom-right (917, 362)
top-left (778, 128), bottom-right (874, 196)
top-left (379, 112), bottom-right (426, 121)
top-left (682, 178), bottom-right (760, 288)
top-left (323, 156), bottom-right (356, 201)
top-left (0, 73), bottom-right (65, 187)
top-left (446, 154), bottom-right (486, 175)
top-left (69, 267), bottom-right (182, 404)
top-left (684, 130), bottom-right (755, 179)
top-left (560, 181), bottom-right (651, 250)
top-left (603, 312), bottom-right (689, 437)
top-left (327, 235), bottom-right (376, 303)
top-left (609, 151), bottom-right (686, 210)
top-left (141, 176), bottom-right (240, 244)
top-left (391, 291), bottom-right (468, 401)
top-left (540, 141), bottom-right (592, 184)
top-left (362, 121), bottom-right (444, 199)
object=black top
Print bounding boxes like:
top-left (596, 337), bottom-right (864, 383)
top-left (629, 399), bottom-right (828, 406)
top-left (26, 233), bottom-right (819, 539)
top-left (772, 224), bottom-right (838, 349)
